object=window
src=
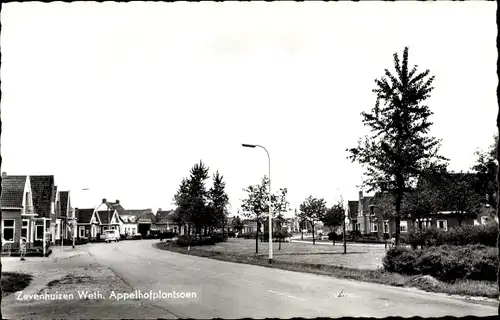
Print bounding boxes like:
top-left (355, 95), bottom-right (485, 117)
top-left (383, 221), bottom-right (389, 233)
top-left (437, 220), bottom-right (448, 231)
top-left (36, 225), bottom-right (44, 240)
top-left (2, 220), bottom-right (15, 242)
top-left (21, 219), bottom-right (29, 241)
top-left (400, 221), bottom-right (408, 233)
top-left (371, 223), bottom-right (378, 232)
top-left (174, 227), bottom-right (177, 233)
top-left (79, 227), bottom-right (85, 237)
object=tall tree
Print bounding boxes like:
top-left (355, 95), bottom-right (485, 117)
top-left (173, 177), bottom-right (192, 234)
top-left (271, 188), bottom-right (289, 250)
top-left (208, 171), bottom-right (229, 235)
top-left (187, 161), bottom-right (210, 239)
top-left (299, 196), bottom-right (327, 245)
top-left (241, 176), bottom-right (271, 254)
top-left (322, 202), bottom-right (345, 245)
top-left (346, 47), bottom-right (447, 246)
top-left (472, 134), bottom-right (498, 211)
top-left (496, 89), bottom-right (500, 314)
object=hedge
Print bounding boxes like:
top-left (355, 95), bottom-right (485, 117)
top-left (176, 234), bottom-right (227, 247)
top-left (383, 244), bottom-right (499, 282)
top-left (407, 222), bottom-right (498, 248)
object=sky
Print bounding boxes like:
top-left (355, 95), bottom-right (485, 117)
top-left (1, 2), bottom-right (497, 217)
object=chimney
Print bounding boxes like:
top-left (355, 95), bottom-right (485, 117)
top-left (158, 208), bottom-right (162, 212)
top-left (359, 190), bottom-right (363, 200)
top-left (102, 198), bottom-right (107, 203)
top-left (1, 172), bottom-right (7, 178)
top-left (116, 200), bottom-right (120, 204)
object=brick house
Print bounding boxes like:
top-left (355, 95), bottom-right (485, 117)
top-left (154, 209), bottom-right (195, 235)
top-left (1, 174), bottom-right (56, 252)
top-left (54, 190), bottom-right (75, 244)
top-left (75, 208), bottom-right (94, 239)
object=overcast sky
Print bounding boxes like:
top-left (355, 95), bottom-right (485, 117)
top-left (1, 2), bottom-right (497, 216)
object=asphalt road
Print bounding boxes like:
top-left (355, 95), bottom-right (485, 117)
top-left (85, 239), bottom-right (497, 318)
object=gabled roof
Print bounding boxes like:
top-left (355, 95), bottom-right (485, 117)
top-left (76, 208), bottom-right (94, 224)
top-left (1, 175), bottom-right (27, 208)
top-left (106, 202), bottom-right (127, 215)
top-left (155, 210), bottom-right (174, 224)
top-left (30, 175), bottom-right (55, 218)
top-left (59, 191), bottom-right (69, 216)
top-left (125, 209), bottom-right (155, 223)
top-left (97, 210), bottom-right (115, 225)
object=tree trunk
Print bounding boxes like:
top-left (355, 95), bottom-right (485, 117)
top-left (312, 223), bottom-right (316, 245)
top-left (301, 222), bottom-right (304, 240)
top-left (395, 190), bottom-right (402, 246)
top-left (255, 220), bottom-right (259, 254)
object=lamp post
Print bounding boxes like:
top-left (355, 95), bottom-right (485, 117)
top-left (242, 143), bottom-right (273, 264)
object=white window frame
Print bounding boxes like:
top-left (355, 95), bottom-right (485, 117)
top-left (383, 220), bottom-right (389, 234)
top-left (79, 227), bottom-right (85, 237)
top-left (371, 222), bottom-right (378, 232)
top-left (437, 219), bottom-right (448, 231)
top-left (2, 219), bottom-right (16, 243)
top-left (21, 219), bottom-right (29, 242)
top-left (400, 221), bottom-right (408, 233)
top-left (35, 225), bottom-right (44, 241)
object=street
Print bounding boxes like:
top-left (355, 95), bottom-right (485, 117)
top-left (2, 239), bottom-right (497, 319)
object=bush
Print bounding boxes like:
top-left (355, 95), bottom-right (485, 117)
top-left (176, 235), bottom-right (216, 247)
top-left (260, 231), bottom-right (291, 242)
top-left (348, 230), bottom-right (362, 241)
top-left (407, 223), bottom-right (498, 248)
top-left (227, 231), bottom-right (236, 238)
top-left (210, 233), bottom-right (228, 243)
top-left (160, 232), bottom-right (178, 240)
top-left (383, 244), bottom-right (499, 282)
top-left (327, 232), bottom-right (344, 241)
top-left (237, 232), bottom-right (257, 239)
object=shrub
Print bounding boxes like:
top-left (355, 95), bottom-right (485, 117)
top-left (383, 244), bottom-right (499, 282)
top-left (160, 232), bottom-right (178, 240)
top-left (227, 231), bottom-right (236, 238)
top-left (327, 232), bottom-right (344, 241)
top-left (237, 232), bottom-right (257, 239)
top-left (176, 235), bottom-right (215, 247)
top-left (407, 223), bottom-right (498, 248)
top-left (261, 231), bottom-right (291, 242)
top-left (210, 233), bottom-right (228, 243)
top-left (348, 230), bottom-right (362, 241)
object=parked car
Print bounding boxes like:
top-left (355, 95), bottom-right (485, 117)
top-left (132, 233), bottom-right (142, 240)
top-left (104, 230), bottom-right (120, 243)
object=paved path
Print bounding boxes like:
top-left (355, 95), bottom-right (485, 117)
top-left (85, 240), bottom-right (496, 318)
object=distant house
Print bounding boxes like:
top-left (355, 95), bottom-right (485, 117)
top-left (125, 209), bottom-right (156, 236)
top-left (75, 208), bottom-right (94, 239)
top-left (55, 190), bottom-right (75, 244)
top-left (241, 219), bottom-right (260, 233)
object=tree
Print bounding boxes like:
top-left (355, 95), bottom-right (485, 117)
top-left (271, 188), bottom-right (289, 250)
top-left (173, 177), bottom-right (192, 234)
top-left (322, 202), bottom-right (344, 245)
top-left (180, 161), bottom-right (210, 239)
top-left (441, 173), bottom-right (482, 227)
top-left (299, 196), bottom-right (327, 245)
top-left (472, 134), bottom-right (498, 211)
top-left (241, 176), bottom-right (271, 253)
top-left (231, 216), bottom-right (244, 233)
top-left (346, 47), bottom-right (448, 246)
top-left (294, 208), bottom-right (307, 240)
top-left (208, 171), bottom-right (229, 235)
top-left (400, 170), bottom-right (447, 230)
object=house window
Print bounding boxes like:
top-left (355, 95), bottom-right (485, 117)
top-left (383, 221), bottom-right (389, 233)
top-left (437, 220), bottom-right (448, 231)
top-left (400, 221), bottom-right (408, 233)
top-left (2, 220), bottom-right (15, 242)
top-left (174, 227), bottom-right (177, 233)
top-left (371, 223), bottom-right (378, 232)
top-left (36, 225), bottom-right (44, 240)
top-left (21, 219), bottom-right (29, 241)
top-left (79, 227), bottom-right (85, 237)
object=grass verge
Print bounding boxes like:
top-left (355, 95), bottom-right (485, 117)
top-left (1, 272), bottom-right (33, 297)
top-left (154, 242), bottom-right (498, 299)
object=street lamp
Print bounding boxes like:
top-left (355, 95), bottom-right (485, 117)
top-left (242, 143), bottom-right (273, 264)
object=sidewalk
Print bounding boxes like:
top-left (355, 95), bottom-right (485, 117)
top-left (291, 239), bottom-right (388, 247)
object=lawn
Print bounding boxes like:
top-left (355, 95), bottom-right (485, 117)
top-left (156, 238), bottom-right (498, 299)
top-left (1, 272), bottom-right (33, 297)
top-left (193, 238), bottom-right (386, 270)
